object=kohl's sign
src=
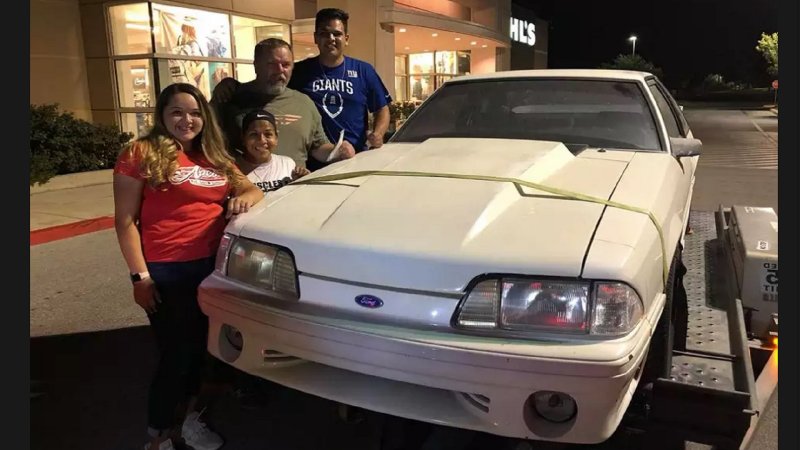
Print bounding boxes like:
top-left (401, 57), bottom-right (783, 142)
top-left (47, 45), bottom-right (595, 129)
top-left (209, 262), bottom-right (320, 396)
top-left (510, 17), bottom-right (536, 46)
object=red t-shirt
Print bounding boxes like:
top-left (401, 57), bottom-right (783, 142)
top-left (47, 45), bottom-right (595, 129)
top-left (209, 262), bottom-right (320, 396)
top-left (114, 143), bottom-right (233, 263)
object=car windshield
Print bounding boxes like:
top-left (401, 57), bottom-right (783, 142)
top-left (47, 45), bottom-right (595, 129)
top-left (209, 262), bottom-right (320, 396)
top-left (392, 78), bottom-right (663, 151)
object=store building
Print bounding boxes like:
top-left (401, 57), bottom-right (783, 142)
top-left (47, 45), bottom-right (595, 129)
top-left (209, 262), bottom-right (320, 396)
top-left (508, 1), bottom-right (548, 70)
top-left (30, 0), bottom-right (547, 136)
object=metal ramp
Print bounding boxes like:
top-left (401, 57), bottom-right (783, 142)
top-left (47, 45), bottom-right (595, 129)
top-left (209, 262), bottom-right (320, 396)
top-left (646, 211), bottom-right (759, 450)
top-left (670, 211), bottom-right (738, 390)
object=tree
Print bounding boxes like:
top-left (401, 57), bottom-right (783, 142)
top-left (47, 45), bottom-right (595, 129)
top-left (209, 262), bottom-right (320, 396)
top-left (600, 54), bottom-right (664, 79)
top-left (755, 32), bottom-right (778, 76)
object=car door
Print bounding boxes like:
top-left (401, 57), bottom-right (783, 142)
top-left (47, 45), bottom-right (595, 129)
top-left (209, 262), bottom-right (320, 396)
top-left (646, 79), bottom-right (698, 235)
top-left (659, 81), bottom-right (699, 200)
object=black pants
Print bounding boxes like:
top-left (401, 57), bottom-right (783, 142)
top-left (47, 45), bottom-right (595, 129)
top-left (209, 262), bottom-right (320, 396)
top-left (145, 256), bottom-right (215, 437)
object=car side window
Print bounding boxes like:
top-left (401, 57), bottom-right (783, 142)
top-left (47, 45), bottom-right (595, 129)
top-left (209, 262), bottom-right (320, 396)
top-left (648, 82), bottom-right (681, 138)
top-left (657, 80), bottom-right (691, 136)
top-left (675, 106), bottom-right (690, 136)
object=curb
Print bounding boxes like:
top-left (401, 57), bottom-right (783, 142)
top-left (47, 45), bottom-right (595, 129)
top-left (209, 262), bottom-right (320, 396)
top-left (30, 216), bottom-right (115, 246)
top-left (30, 169), bottom-right (114, 195)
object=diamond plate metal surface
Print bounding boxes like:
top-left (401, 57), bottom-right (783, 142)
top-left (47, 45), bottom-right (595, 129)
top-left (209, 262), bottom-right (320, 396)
top-left (669, 354), bottom-right (735, 391)
top-left (682, 212), bottom-right (732, 356)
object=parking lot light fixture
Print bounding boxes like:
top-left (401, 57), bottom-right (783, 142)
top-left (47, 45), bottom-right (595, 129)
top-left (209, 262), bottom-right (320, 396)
top-left (628, 35), bottom-right (637, 56)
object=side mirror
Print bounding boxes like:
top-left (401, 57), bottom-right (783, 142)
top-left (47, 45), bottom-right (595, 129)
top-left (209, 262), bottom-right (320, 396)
top-left (670, 137), bottom-right (702, 157)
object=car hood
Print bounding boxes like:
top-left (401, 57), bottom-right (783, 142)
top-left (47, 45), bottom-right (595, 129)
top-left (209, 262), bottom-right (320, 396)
top-left (234, 138), bottom-right (633, 293)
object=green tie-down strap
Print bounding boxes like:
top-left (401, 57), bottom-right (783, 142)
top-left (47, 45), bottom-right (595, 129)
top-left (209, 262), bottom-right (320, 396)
top-left (291, 170), bottom-right (668, 290)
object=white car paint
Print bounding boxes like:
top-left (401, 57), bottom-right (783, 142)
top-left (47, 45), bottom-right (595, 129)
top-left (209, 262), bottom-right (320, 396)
top-left (200, 283), bottom-right (652, 443)
top-left (198, 69), bottom-right (698, 444)
top-left (236, 139), bottom-right (629, 293)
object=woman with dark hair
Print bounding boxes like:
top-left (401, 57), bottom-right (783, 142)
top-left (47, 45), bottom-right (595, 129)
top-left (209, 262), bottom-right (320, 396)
top-left (113, 83), bottom-right (263, 450)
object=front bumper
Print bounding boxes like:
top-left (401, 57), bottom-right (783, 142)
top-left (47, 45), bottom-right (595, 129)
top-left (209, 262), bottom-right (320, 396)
top-left (198, 274), bottom-right (653, 444)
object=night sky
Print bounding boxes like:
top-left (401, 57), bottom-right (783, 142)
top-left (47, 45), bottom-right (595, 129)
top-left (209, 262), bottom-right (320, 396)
top-left (522, 0), bottom-right (778, 89)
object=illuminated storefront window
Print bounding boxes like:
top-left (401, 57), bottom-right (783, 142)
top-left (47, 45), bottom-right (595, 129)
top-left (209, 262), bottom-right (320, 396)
top-left (396, 51), bottom-right (470, 102)
top-left (232, 16), bottom-right (289, 62)
top-left (435, 51), bottom-right (457, 76)
top-left (235, 64), bottom-right (257, 83)
top-left (120, 112), bottom-right (155, 139)
top-left (115, 59), bottom-right (154, 108)
top-left (409, 52), bottom-right (433, 101)
top-left (151, 4), bottom-right (231, 58)
top-left (394, 55), bottom-right (408, 102)
top-left (107, 2), bottom-right (289, 137)
top-left (109, 3), bottom-right (153, 55)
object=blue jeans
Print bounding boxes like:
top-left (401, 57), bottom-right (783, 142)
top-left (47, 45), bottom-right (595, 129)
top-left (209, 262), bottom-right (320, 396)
top-left (145, 256), bottom-right (214, 437)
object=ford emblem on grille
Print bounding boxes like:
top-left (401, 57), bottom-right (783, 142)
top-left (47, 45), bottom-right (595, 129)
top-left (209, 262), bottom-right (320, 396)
top-left (355, 295), bottom-right (384, 309)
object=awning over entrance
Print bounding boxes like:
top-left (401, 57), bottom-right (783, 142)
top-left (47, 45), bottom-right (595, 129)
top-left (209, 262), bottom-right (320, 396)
top-left (392, 24), bottom-right (501, 54)
top-left (380, 5), bottom-right (509, 53)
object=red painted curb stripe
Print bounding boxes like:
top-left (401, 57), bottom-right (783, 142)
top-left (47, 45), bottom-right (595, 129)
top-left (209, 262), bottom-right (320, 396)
top-left (30, 216), bottom-right (115, 246)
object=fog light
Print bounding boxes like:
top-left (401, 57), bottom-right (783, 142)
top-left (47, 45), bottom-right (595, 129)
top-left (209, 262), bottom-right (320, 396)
top-left (222, 324), bottom-right (243, 351)
top-left (531, 391), bottom-right (577, 423)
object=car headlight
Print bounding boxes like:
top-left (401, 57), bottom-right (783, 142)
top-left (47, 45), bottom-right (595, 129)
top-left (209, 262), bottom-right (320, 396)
top-left (454, 278), bottom-right (642, 336)
top-left (591, 282), bottom-right (644, 336)
top-left (214, 234), bottom-right (234, 273)
top-left (215, 234), bottom-right (299, 300)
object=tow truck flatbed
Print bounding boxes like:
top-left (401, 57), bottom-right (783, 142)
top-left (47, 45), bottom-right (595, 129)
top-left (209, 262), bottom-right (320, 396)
top-left (615, 210), bottom-right (778, 450)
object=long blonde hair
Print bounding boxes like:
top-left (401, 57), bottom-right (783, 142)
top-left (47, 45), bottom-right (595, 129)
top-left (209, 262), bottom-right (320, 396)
top-left (124, 83), bottom-right (240, 189)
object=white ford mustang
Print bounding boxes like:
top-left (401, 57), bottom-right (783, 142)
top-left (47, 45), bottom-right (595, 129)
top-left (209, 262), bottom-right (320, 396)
top-left (198, 69), bottom-right (701, 444)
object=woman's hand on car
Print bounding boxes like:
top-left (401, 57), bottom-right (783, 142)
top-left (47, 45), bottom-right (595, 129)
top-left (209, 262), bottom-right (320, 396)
top-left (226, 195), bottom-right (257, 219)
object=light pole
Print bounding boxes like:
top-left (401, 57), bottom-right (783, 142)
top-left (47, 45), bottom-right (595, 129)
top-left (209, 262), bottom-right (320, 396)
top-left (628, 35), bottom-right (637, 56)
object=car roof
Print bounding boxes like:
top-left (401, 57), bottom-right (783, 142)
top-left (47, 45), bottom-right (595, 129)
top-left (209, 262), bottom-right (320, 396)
top-left (450, 69), bottom-right (653, 84)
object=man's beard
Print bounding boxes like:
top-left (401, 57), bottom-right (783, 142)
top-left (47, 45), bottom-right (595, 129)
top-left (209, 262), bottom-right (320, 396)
top-left (265, 81), bottom-right (286, 96)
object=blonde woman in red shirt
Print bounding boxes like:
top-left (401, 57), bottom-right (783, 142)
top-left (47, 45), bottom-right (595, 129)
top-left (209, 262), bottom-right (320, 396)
top-left (113, 83), bottom-right (263, 450)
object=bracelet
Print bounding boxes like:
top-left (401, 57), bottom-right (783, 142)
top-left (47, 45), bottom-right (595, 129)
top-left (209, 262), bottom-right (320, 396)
top-left (130, 271), bottom-right (151, 283)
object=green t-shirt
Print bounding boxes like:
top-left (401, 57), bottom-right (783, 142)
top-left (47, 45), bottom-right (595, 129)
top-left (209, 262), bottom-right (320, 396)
top-left (215, 83), bottom-right (330, 169)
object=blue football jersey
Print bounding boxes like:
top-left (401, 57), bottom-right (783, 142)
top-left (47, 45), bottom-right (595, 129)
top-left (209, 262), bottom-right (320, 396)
top-left (290, 56), bottom-right (392, 152)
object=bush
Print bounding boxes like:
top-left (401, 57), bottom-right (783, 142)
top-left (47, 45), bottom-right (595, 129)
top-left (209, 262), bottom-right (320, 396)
top-left (399, 101), bottom-right (418, 122)
top-left (386, 101), bottom-right (419, 128)
top-left (374, 101), bottom-right (420, 133)
top-left (701, 73), bottom-right (729, 91)
top-left (700, 74), bottom-right (748, 92)
top-left (30, 104), bottom-right (133, 186)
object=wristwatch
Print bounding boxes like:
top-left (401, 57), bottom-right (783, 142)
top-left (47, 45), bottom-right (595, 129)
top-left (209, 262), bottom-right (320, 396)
top-left (130, 271), bottom-right (150, 283)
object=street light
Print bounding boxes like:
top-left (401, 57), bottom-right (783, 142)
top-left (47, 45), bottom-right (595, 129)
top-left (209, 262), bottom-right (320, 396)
top-left (628, 35), bottom-right (638, 56)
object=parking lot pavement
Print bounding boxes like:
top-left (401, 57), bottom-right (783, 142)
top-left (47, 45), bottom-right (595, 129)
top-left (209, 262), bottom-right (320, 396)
top-left (685, 106), bottom-right (778, 213)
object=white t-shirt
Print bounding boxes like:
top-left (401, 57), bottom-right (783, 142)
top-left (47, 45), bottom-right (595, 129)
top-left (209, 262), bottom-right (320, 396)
top-left (246, 155), bottom-right (296, 193)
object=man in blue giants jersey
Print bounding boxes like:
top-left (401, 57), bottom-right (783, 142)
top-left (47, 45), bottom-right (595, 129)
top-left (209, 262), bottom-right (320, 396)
top-left (289, 8), bottom-right (392, 170)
